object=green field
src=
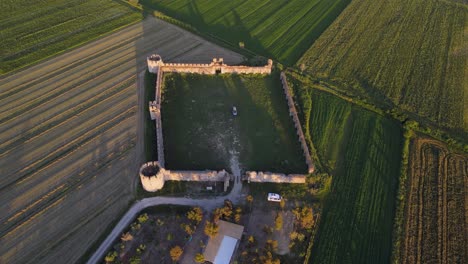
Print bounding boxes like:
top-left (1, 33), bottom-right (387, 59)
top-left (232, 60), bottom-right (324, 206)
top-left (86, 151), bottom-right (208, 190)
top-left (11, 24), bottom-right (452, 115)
top-left (140, 0), bottom-right (350, 65)
top-left (289, 77), bottom-right (403, 263)
top-left (299, 0), bottom-right (468, 132)
top-left (0, 0), bottom-right (142, 74)
top-left (161, 72), bottom-right (306, 173)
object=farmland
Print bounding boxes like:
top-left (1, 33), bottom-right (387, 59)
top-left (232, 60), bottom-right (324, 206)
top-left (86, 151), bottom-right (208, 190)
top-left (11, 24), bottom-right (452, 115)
top-left (161, 73), bottom-right (306, 173)
top-left (288, 77), bottom-right (403, 263)
top-left (140, 0), bottom-right (351, 65)
top-left (0, 0), bottom-right (142, 74)
top-left (0, 17), bottom-right (243, 263)
top-left (299, 0), bottom-right (468, 131)
top-left (398, 137), bottom-right (467, 264)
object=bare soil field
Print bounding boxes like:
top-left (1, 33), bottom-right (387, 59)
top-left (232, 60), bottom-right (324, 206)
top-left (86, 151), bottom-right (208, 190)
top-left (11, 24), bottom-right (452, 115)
top-left (0, 17), bottom-right (242, 264)
top-left (399, 137), bottom-right (468, 263)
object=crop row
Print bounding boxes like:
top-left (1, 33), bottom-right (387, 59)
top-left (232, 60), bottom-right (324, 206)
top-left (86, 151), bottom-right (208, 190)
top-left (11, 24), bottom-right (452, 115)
top-left (299, 0), bottom-right (467, 131)
top-left (0, 0), bottom-right (142, 74)
top-left (399, 138), bottom-right (467, 263)
top-left (285, 75), bottom-right (403, 263)
top-left (140, 0), bottom-right (351, 65)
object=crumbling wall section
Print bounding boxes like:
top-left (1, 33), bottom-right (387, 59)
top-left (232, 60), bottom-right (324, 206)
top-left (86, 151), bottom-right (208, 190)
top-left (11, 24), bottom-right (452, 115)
top-left (245, 171), bottom-right (306, 183)
top-left (154, 67), bottom-right (165, 167)
top-left (165, 169), bottom-right (230, 182)
top-left (280, 72), bottom-right (314, 174)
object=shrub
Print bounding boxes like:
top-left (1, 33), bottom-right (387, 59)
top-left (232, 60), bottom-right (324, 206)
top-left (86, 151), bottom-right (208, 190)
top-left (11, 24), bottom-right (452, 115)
top-left (204, 221), bottom-right (219, 238)
top-left (104, 251), bottom-right (117, 263)
top-left (137, 213), bottom-right (149, 224)
top-left (275, 214), bottom-right (283, 230)
top-left (187, 207), bottom-right (203, 225)
top-left (170, 246), bottom-right (183, 261)
top-left (194, 253), bottom-right (205, 263)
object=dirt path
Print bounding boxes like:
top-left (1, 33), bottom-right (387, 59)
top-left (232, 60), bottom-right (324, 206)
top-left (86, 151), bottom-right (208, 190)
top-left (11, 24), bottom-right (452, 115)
top-left (0, 16), bottom-right (243, 264)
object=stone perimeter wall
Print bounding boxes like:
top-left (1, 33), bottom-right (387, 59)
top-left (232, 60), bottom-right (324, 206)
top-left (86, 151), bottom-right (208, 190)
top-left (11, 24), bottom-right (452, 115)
top-left (142, 55), bottom-right (312, 192)
top-left (139, 162), bottom-right (231, 192)
top-left (280, 72), bottom-right (315, 174)
top-left (148, 57), bottom-right (273, 75)
top-left (245, 171), bottom-right (306, 183)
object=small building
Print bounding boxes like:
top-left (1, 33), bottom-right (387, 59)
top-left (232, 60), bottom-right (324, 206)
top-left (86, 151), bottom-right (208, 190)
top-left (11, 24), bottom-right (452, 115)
top-left (203, 220), bottom-right (244, 264)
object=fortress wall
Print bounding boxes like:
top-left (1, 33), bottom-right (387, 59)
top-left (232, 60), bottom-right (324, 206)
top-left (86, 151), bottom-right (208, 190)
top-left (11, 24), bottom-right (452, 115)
top-left (165, 169), bottom-right (230, 182)
top-left (154, 67), bottom-right (165, 167)
top-left (245, 171), bottom-right (306, 183)
top-left (162, 65), bottom-right (216, 74)
top-left (221, 66), bottom-right (271, 74)
top-left (280, 72), bottom-right (314, 174)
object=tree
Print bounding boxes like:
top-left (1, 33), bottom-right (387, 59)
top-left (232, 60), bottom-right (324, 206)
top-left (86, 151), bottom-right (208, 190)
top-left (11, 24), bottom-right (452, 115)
top-left (279, 199), bottom-right (286, 210)
top-left (204, 221), bottom-right (219, 238)
top-left (275, 214), bottom-right (283, 231)
top-left (187, 207), bottom-right (203, 225)
top-left (121, 232), bottom-right (133, 242)
top-left (265, 239), bottom-right (278, 252)
top-left (181, 223), bottom-right (195, 235)
top-left (194, 253), bottom-right (205, 263)
top-left (293, 206), bottom-right (314, 229)
top-left (137, 213), bottom-right (149, 224)
top-left (246, 195), bottom-right (253, 211)
top-left (104, 251), bottom-right (117, 263)
top-left (246, 195), bottom-right (253, 204)
top-left (170, 246), bottom-right (183, 261)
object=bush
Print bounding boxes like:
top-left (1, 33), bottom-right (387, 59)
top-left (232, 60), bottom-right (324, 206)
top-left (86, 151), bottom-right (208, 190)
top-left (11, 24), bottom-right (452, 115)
top-left (204, 221), bottom-right (219, 238)
top-left (194, 253), bottom-right (205, 263)
top-left (170, 246), bottom-right (183, 261)
top-left (275, 214), bottom-right (283, 230)
top-left (187, 207), bottom-right (203, 225)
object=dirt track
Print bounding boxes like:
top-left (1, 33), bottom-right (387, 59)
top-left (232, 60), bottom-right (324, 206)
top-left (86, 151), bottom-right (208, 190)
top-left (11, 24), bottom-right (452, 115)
top-left (0, 17), bottom-right (243, 264)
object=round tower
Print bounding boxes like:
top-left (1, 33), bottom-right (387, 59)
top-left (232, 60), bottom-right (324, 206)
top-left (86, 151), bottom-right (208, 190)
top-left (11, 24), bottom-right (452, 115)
top-left (139, 161), bottom-right (165, 192)
top-left (147, 54), bottom-right (164, 73)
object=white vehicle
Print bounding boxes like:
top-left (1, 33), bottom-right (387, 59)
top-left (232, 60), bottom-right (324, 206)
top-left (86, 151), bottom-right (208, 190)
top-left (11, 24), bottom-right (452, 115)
top-left (267, 193), bottom-right (282, 202)
top-left (232, 106), bottom-right (238, 116)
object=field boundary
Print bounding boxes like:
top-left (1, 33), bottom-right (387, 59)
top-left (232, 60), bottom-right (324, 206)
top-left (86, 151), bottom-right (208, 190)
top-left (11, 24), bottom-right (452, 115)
top-left (286, 70), bottom-right (468, 153)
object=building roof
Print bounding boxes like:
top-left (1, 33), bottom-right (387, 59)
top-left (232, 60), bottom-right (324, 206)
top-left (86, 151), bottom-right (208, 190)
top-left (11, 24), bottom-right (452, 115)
top-left (204, 220), bottom-right (244, 264)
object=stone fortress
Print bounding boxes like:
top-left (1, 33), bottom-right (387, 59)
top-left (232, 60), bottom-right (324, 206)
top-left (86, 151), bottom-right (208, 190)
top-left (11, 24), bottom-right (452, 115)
top-left (140, 54), bottom-right (314, 192)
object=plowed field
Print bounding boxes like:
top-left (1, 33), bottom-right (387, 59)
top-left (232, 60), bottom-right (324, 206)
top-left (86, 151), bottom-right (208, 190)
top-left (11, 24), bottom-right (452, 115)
top-left (400, 137), bottom-right (468, 263)
top-left (0, 17), bottom-right (242, 263)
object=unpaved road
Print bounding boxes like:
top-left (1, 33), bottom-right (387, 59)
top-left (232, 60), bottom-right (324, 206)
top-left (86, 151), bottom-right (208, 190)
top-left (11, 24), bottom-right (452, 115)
top-left (0, 17), bottom-right (243, 264)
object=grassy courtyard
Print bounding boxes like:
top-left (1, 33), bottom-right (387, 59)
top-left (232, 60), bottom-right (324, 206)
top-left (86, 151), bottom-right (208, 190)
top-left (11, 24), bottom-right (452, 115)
top-left (161, 72), bottom-right (306, 174)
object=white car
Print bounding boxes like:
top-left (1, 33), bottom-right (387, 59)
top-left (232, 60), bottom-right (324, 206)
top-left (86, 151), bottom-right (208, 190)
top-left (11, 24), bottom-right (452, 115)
top-left (267, 193), bottom-right (282, 202)
top-left (232, 106), bottom-right (238, 116)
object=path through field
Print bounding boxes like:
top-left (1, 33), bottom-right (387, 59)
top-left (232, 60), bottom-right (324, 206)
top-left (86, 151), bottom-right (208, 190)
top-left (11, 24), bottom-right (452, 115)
top-left (0, 17), bottom-right (243, 264)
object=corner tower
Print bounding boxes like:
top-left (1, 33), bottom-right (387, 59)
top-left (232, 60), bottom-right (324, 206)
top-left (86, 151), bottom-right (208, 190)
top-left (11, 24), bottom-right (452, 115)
top-left (147, 54), bottom-right (164, 73)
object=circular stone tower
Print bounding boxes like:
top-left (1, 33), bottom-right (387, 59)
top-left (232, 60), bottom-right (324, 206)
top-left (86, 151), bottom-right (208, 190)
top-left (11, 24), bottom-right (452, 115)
top-left (139, 161), bottom-right (165, 192)
top-left (147, 54), bottom-right (164, 73)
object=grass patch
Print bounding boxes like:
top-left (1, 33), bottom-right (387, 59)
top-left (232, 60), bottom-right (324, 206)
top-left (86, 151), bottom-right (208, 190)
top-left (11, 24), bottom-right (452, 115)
top-left (161, 72), bottom-right (306, 173)
top-left (0, 0), bottom-right (142, 74)
top-left (299, 0), bottom-right (468, 132)
top-left (140, 0), bottom-right (350, 65)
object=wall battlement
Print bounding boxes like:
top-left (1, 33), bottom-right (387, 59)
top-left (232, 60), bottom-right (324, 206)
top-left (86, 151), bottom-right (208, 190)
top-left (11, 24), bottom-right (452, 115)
top-left (147, 55), bottom-right (272, 75)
